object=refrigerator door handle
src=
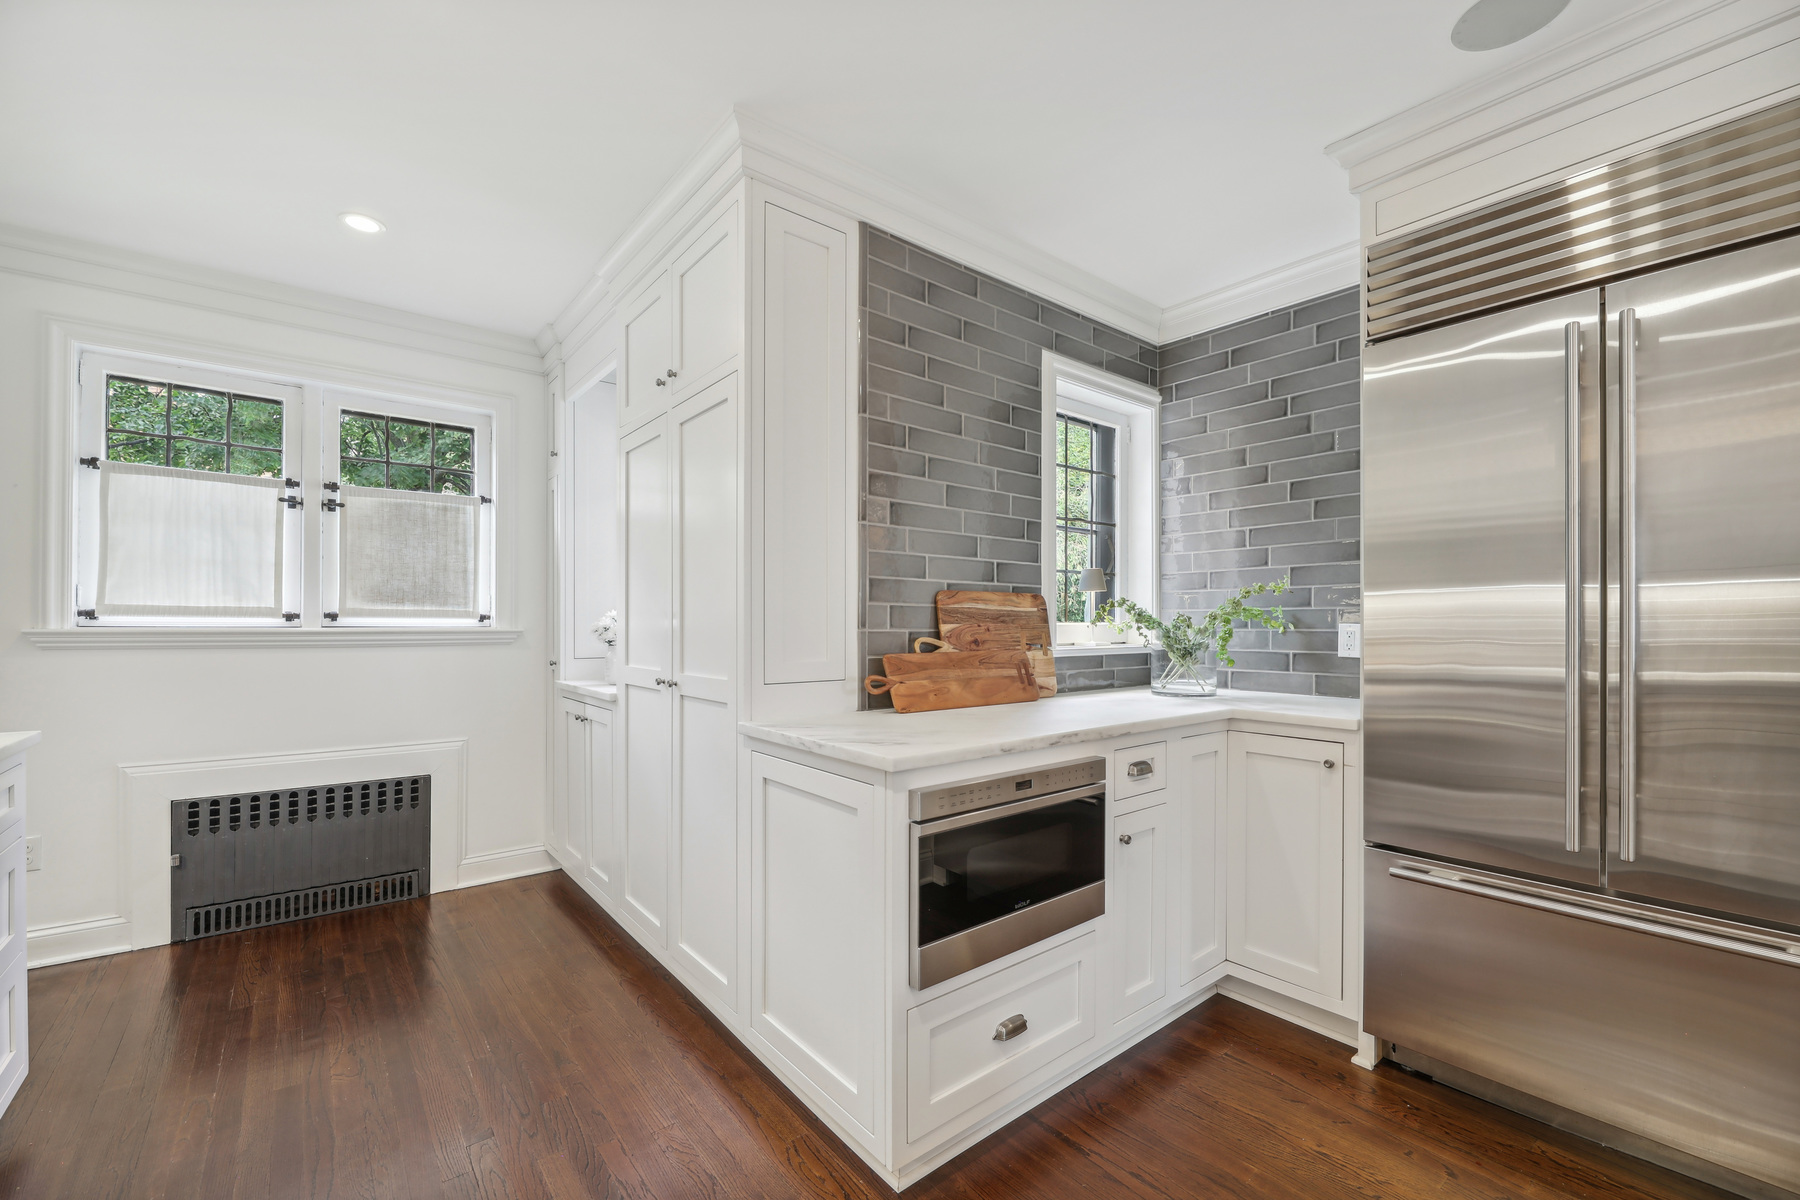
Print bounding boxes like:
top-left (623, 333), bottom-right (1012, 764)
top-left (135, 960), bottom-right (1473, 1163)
top-left (1388, 865), bottom-right (1800, 968)
top-left (1618, 308), bottom-right (1640, 862)
top-left (1563, 320), bottom-right (1582, 853)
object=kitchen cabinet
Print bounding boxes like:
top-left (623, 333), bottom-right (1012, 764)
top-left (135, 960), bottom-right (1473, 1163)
top-left (618, 206), bottom-right (741, 433)
top-left (554, 698), bottom-right (616, 897)
top-left (1227, 731), bottom-right (1345, 1000)
top-left (0, 736), bottom-right (34, 1121)
top-left (1106, 803), bottom-right (1167, 1028)
top-left (1176, 732), bottom-right (1227, 987)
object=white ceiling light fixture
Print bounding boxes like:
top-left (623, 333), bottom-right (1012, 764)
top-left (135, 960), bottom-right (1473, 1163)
top-left (1451, 0), bottom-right (1570, 50)
top-left (339, 212), bottom-right (385, 234)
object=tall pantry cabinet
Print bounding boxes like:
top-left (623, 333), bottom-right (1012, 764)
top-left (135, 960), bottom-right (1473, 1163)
top-left (560, 180), bottom-right (860, 1022)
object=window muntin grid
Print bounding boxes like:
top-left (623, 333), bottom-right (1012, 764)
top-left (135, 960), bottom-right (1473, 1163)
top-left (1055, 413), bottom-right (1118, 623)
top-left (104, 375), bottom-right (285, 477)
top-left (339, 410), bottom-right (475, 495)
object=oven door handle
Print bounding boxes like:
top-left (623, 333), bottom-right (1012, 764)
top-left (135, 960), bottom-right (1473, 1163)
top-left (914, 785), bottom-right (1104, 834)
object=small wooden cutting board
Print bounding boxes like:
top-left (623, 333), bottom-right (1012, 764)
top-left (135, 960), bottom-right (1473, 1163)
top-left (864, 639), bottom-right (1039, 714)
top-left (935, 590), bottom-right (1057, 697)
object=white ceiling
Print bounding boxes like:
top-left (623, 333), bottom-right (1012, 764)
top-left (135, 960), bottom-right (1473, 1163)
top-left (0, 0), bottom-right (1644, 338)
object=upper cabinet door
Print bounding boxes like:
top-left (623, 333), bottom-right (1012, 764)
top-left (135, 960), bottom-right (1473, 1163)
top-left (621, 270), bottom-right (673, 431)
top-left (671, 207), bottom-right (740, 398)
top-left (1605, 233), bottom-right (1800, 929)
top-left (1362, 290), bottom-right (1602, 884)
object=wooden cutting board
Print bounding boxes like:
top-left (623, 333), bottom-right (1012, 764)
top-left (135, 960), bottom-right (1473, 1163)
top-left (935, 590), bottom-right (1058, 697)
top-left (864, 639), bottom-right (1039, 714)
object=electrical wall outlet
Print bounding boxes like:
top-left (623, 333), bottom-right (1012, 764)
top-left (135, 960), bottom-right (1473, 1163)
top-left (24, 836), bottom-right (41, 872)
top-left (1337, 621), bottom-right (1362, 659)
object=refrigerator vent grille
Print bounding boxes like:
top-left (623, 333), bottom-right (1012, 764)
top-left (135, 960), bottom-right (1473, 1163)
top-left (1365, 94), bottom-right (1800, 341)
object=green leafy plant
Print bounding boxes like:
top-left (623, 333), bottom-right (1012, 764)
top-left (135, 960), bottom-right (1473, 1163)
top-left (1097, 579), bottom-right (1293, 669)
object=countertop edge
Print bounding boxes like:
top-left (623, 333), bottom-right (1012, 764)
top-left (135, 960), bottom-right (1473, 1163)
top-left (0, 731), bottom-right (43, 762)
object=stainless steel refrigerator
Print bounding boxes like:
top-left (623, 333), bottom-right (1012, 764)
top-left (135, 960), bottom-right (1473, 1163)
top-left (1363, 231), bottom-right (1800, 1197)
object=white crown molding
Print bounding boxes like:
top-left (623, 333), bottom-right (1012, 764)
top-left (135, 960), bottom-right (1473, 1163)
top-left (0, 222), bottom-right (545, 376)
top-left (1325, 0), bottom-right (1800, 195)
top-left (1158, 242), bottom-right (1360, 344)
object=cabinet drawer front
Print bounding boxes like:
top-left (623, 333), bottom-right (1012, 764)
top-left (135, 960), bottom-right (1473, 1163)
top-left (1113, 741), bottom-right (1166, 804)
top-left (0, 764), bottom-right (21, 848)
top-left (907, 931), bottom-right (1098, 1144)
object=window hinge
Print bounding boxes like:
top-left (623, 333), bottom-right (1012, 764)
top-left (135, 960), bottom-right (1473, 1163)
top-left (280, 495), bottom-right (303, 509)
top-left (479, 495), bottom-right (492, 505)
top-left (78, 456), bottom-right (99, 469)
top-left (324, 612), bottom-right (339, 622)
top-left (479, 614), bottom-right (491, 623)
top-left (76, 608), bottom-right (96, 621)
top-left (284, 477), bottom-right (300, 489)
top-left (322, 498), bottom-right (345, 512)
top-left (282, 612), bottom-right (300, 622)
top-left (323, 481), bottom-right (340, 492)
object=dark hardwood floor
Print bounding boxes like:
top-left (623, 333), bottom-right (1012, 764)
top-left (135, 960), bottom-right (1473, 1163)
top-left (0, 871), bottom-right (1735, 1199)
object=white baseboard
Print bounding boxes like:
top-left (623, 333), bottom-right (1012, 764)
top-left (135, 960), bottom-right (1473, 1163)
top-left (27, 915), bottom-right (132, 968)
top-left (1217, 975), bottom-right (1360, 1047)
top-left (457, 846), bottom-right (557, 888)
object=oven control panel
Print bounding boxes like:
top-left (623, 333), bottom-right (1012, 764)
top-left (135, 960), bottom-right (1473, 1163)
top-left (911, 757), bottom-right (1105, 822)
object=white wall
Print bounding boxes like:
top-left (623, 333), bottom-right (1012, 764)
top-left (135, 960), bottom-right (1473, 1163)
top-left (0, 227), bottom-right (553, 965)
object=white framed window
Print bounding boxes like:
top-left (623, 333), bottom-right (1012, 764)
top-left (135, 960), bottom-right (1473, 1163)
top-left (1039, 350), bottom-right (1159, 651)
top-left (71, 348), bottom-right (496, 631)
top-left (320, 392), bottom-right (494, 626)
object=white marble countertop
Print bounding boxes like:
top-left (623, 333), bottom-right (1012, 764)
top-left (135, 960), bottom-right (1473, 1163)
top-left (557, 681), bottom-right (617, 704)
top-left (0, 731), bottom-right (42, 761)
top-left (740, 687), bottom-right (1359, 773)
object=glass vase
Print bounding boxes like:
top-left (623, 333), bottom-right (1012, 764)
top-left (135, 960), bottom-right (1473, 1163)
top-left (1152, 652), bottom-right (1217, 697)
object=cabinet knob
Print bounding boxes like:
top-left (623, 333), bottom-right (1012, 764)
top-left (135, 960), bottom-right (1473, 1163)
top-left (666, 368), bottom-right (678, 378)
top-left (1118, 833), bottom-right (1133, 845)
top-left (1126, 760), bottom-right (1154, 779)
top-left (654, 377), bottom-right (667, 387)
top-left (653, 676), bottom-right (666, 686)
top-left (993, 1013), bottom-right (1028, 1042)
top-left (1322, 759), bottom-right (1336, 769)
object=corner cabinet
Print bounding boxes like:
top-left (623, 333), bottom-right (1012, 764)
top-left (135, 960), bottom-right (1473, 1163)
top-left (552, 182), bottom-right (861, 1033)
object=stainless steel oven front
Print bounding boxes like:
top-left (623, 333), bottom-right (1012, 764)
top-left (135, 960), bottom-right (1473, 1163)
top-left (910, 757), bottom-right (1107, 990)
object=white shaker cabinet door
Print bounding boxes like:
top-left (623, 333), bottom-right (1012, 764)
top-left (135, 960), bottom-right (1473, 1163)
top-left (1177, 732), bottom-right (1227, 987)
top-left (670, 379), bottom-right (739, 1006)
top-left (620, 270), bottom-right (673, 431)
top-left (671, 207), bottom-right (740, 399)
top-left (1106, 802), bottom-right (1169, 1030)
top-left (1226, 732), bottom-right (1345, 1000)
top-left (554, 697), bottom-right (589, 875)
top-left (619, 417), bottom-right (673, 945)
top-left (584, 703), bottom-right (616, 896)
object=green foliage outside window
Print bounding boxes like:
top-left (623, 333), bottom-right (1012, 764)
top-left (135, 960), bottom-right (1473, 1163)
top-left (339, 410), bottom-right (475, 494)
top-left (105, 376), bottom-right (284, 476)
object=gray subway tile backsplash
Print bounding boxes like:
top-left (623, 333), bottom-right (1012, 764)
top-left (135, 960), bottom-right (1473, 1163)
top-left (862, 223), bottom-right (1361, 704)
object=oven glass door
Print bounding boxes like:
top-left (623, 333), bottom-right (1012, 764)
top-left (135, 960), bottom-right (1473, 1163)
top-left (916, 789), bottom-right (1105, 949)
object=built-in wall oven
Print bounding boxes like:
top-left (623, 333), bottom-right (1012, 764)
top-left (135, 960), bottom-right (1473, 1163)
top-left (911, 757), bottom-right (1107, 989)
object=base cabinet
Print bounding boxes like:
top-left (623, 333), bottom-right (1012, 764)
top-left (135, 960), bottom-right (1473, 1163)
top-left (1226, 731), bottom-right (1346, 999)
top-left (1106, 803), bottom-right (1168, 1029)
top-left (0, 748), bottom-right (31, 1119)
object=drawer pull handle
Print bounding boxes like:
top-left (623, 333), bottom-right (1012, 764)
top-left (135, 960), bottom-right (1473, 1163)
top-left (1118, 833), bottom-right (1132, 845)
top-left (993, 1013), bottom-right (1028, 1042)
top-left (1322, 759), bottom-right (1336, 769)
top-left (1126, 760), bottom-right (1154, 779)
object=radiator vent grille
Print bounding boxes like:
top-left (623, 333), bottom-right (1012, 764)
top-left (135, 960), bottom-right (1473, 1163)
top-left (185, 871), bottom-right (419, 940)
top-left (1365, 94), bottom-right (1800, 341)
top-left (171, 774), bottom-right (430, 942)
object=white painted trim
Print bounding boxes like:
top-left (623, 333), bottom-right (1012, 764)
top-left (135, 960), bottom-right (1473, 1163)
top-left (1158, 243), bottom-right (1360, 344)
top-left (457, 845), bottom-right (558, 887)
top-left (1038, 351), bottom-right (1161, 641)
top-left (26, 915), bottom-right (133, 968)
top-left (120, 740), bottom-right (467, 953)
top-left (24, 627), bottom-right (522, 649)
top-left (0, 222), bottom-right (542, 373)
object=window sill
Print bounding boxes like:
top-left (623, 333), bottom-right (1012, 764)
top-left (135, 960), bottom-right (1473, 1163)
top-left (1053, 643), bottom-right (1151, 658)
top-left (25, 627), bottom-right (522, 649)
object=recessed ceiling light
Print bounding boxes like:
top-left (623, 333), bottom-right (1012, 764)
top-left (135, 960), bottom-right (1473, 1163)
top-left (1451, 0), bottom-right (1570, 51)
top-left (340, 212), bottom-right (385, 234)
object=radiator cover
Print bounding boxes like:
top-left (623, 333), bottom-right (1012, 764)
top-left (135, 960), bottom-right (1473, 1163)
top-left (170, 775), bottom-right (430, 941)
